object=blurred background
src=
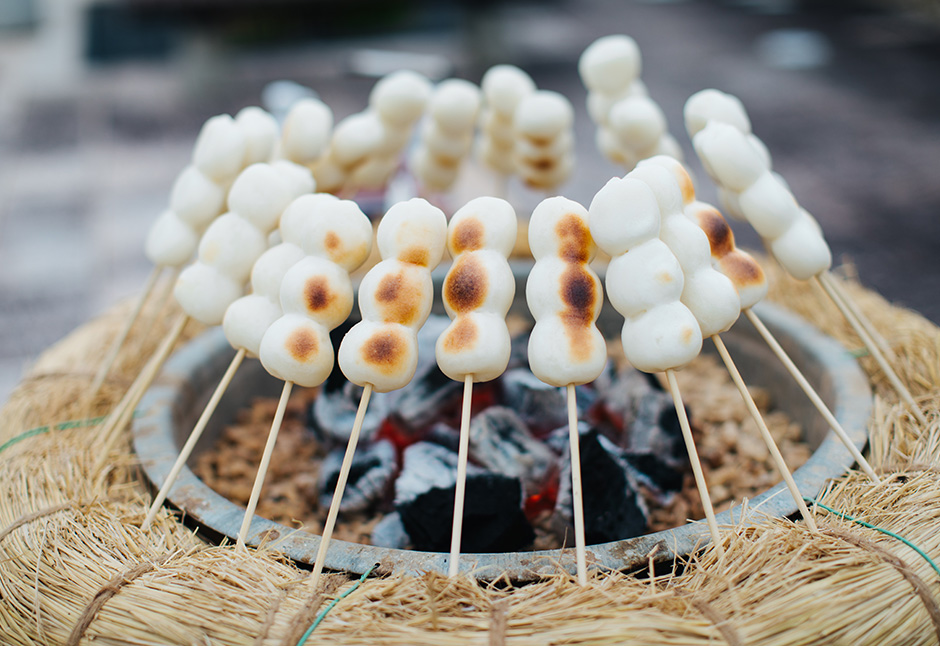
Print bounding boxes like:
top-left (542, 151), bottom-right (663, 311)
top-left (1, 0), bottom-right (939, 404)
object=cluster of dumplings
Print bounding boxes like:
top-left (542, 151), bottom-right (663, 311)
top-left (410, 80), bottom-right (482, 193)
top-left (145, 109), bottom-right (279, 269)
top-left (685, 89), bottom-right (832, 280)
top-left (579, 35), bottom-right (681, 171)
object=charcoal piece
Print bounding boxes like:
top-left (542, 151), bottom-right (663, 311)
top-left (394, 442), bottom-right (534, 552)
top-left (424, 422), bottom-right (460, 453)
top-left (554, 428), bottom-right (648, 544)
top-left (318, 439), bottom-right (396, 513)
top-left (499, 369), bottom-right (568, 433)
top-left (390, 315), bottom-right (463, 432)
top-left (622, 451), bottom-right (685, 494)
top-left (310, 378), bottom-right (392, 445)
top-left (372, 512), bottom-right (409, 549)
top-left (395, 442), bottom-right (484, 505)
top-left (506, 330), bottom-right (531, 371)
top-left (630, 391), bottom-right (687, 465)
top-left (468, 407), bottom-right (555, 496)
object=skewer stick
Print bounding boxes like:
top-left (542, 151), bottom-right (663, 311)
top-left (711, 335), bottom-right (819, 532)
top-left (744, 309), bottom-right (881, 482)
top-left (814, 275), bottom-right (927, 426)
top-left (310, 383), bottom-right (374, 589)
top-left (821, 271), bottom-right (895, 360)
top-left (664, 369), bottom-right (724, 557)
top-left (448, 375), bottom-right (474, 577)
top-left (87, 266), bottom-right (162, 408)
top-left (237, 380), bottom-right (294, 550)
top-left (137, 267), bottom-right (182, 347)
top-left (96, 313), bottom-right (189, 460)
top-left (566, 383), bottom-right (588, 586)
top-left (142, 348), bottom-right (247, 530)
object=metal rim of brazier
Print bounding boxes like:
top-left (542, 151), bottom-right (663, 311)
top-left (133, 268), bottom-right (872, 580)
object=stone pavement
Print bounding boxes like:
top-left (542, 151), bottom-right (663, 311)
top-left (1, 0), bottom-right (938, 405)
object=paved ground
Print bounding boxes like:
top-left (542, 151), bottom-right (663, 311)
top-left (1, 0), bottom-right (939, 405)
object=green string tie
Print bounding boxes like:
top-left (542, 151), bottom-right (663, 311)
top-left (807, 497), bottom-right (940, 579)
top-left (297, 565), bottom-right (377, 646)
top-left (0, 412), bottom-right (142, 456)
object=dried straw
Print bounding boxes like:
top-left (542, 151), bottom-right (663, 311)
top-left (2, 264), bottom-right (940, 645)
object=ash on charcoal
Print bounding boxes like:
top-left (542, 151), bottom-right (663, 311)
top-left (389, 316), bottom-right (463, 432)
top-left (424, 422), bottom-right (460, 452)
top-left (500, 369), bottom-right (568, 433)
top-left (554, 428), bottom-right (649, 544)
top-left (395, 442), bottom-right (534, 552)
top-left (468, 407), bottom-right (555, 496)
top-left (318, 439), bottom-right (396, 514)
top-left (371, 511), bottom-right (409, 549)
top-left (310, 323), bottom-right (391, 444)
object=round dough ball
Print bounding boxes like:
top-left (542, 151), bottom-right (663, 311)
top-left (525, 257), bottom-right (603, 322)
top-left (641, 155), bottom-right (696, 206)
top-left (227, 163), bottom-right (295, 233)
top-left (338, 320), bottom-right (418, 392)
top-left (295, 197), bottom-right (373, 272)
top-left (145, 210), bottom-right (199, 267)
top-left (736, 173), bottom-right (800, 239)
top-left (310, 154), bottom-right (347, 194)
top-left (447, 196), bottom-right (517, 258)
top-left (409, 146), bottom-right (459, 191)
top-left (514, 91), bottom-right (573, 140)
top-left (605, 239), bottom-right (684, 317)
top-left (442, 250), bottom-right (515, 319)
top-left (719, 250), bottom-right (768, 310)
top-left (223, 293), bottom-right (281, 357)
top-left (279, 193), bottom-right (339, 246)
top-left (693, 122), bottom-right (766, 193)
top-left (278, 255), bottom-right (355, 329)
top-left (174, 263), bottom-right (244, 325)
top-left (377, 198), bottom-right (447, 267)
top-left (629, 163), bottom-right (685, 220)
top-left (588, 176), bottom-right (663, 257)
top-left (281, 98), bottom-right (334, 165)
top-left (578, 35), bottom-right (641, 95)
top-left (192, 114), bottom-right (248, 183)
top-left (659, 213), bottom-right (712, 275)
top-left (169, 165), bottom-right (226, 230)
top-left (197, 212), bottom-right (268, 283)
top-left (436, 311), bottom-right (511, 383)
top-left (358, 259), bottom-right (434, 328)
top-left (370, 70), bottom-right (433, 127)
top-left (595, 126), bottom-right (632, 167)
top-left (481, 64), bottom-right (536, 116)
top-left (422, 120), bottom-right (473, 162)
top-left (528, 196), bottom-right (595, 263)
top-left (429, 79), bottom-right (481, 134)
top-left (250, 243), bottom-right (305, 299)
top-left (609, 96), bottom-right (666, 152)
top-left (684, 88), bottom-right (751, 138)
top-left (235, 106), bottom-right (279, 165)
top-left (271, 159), bottom-right (316, 198)
top-left (259, 315), bottom-right (334, 387)
top-left (681, 269), bottom-right (741, 337)
top-left (332, 112), bottom-right (384, 167)
top-left (528, 316), bottom-right (606, 386)
top-left (769, 212), bottom-right (832, 280)
top-left (621, 302), bottom-right (702, 374)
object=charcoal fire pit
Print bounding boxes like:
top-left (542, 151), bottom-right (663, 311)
top-left (133, 266), bottom-right (872, 579)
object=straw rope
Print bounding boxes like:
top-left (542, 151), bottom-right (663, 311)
top-left (1, 265), bottom-right (940, 644)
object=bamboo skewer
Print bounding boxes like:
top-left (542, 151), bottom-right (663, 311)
top-left (310, 384), bottom-right (374, 589)
top-left (86, 266), bottom-right (162, 409)
top-left (665, 369), bottom-right (723, 557)
top-left (567, 383), bottom-right (588, 586)
top-left (711, 335), bottom-right (819, 532)
top-left (136, 267), bottom-right (182, 348)
top-left (237, 380), bottom-right (294, 550)
top-left (821, 271), bottom-right (895, 360)
top-left (96, 312), bottom-right (189, 461)
top-left (448, 376), bottom-right (475, 578)
top-left (813, 275), bottom-right (926, 426)
top-left (745, 309), bottom-right (881, 482)
top-left (142, 348), bottom-right (247, 531)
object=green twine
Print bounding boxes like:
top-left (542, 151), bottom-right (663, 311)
top-left (849, 347), bottom-right (871, 358)
top-left (0, 412), bottom-right (141, 456)
top-left (806, 497), bottom-right (940, 579)
top-left (296, 565), bottom-right (377, 646)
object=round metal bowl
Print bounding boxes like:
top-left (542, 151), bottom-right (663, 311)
top-left (133, 269), bottom-right (872, 580)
